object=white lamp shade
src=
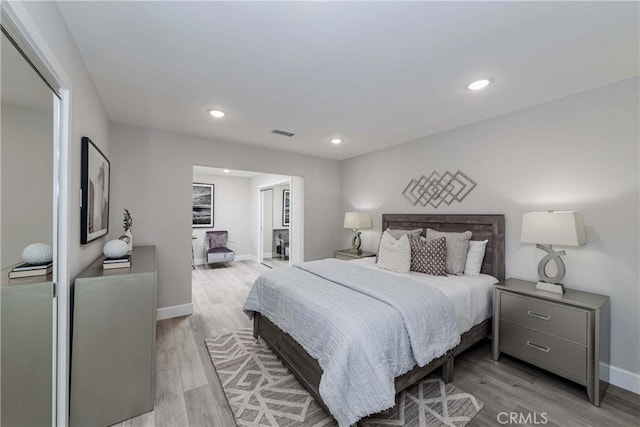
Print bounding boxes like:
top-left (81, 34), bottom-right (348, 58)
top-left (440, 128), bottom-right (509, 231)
top-left (521, 211), bottom-right (586, 246)
top-left (344, 212), bottom-right (373, 230)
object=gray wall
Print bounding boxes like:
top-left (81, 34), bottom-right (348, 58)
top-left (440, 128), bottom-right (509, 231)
top-left (1, 105), bottom-right (53, 269)
top-left (109, 123), bottom-right (341, 309)
top-left (341, 78), bottom-right (639, 377)
top-left (20, 2), bottom-right (111, 280)
top-left (191, 172), bottom-right (252, 262)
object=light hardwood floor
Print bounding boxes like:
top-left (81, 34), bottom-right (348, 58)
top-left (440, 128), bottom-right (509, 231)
top-left (114, 261), bottom-right (639, 427)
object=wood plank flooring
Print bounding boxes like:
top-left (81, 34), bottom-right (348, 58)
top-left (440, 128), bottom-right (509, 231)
top-left (113, 261), bottom-right (639, 427)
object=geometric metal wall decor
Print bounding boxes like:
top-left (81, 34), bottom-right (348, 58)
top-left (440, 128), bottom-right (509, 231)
top-left (402, 170), bottom-right (477, 208)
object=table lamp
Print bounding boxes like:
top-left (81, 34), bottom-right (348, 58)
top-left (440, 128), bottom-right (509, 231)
top-left (344, 212), bottom-right (373, 253)
top-left (521, 211), bottom-right (586, 294)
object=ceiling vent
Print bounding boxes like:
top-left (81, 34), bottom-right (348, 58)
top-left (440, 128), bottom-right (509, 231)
top-left (271, 129), bottom-right (295, 137)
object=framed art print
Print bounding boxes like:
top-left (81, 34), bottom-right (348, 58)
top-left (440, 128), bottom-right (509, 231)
top-left (192, 183), bottom-right (214, 227)
top-left (283, 189), bottom-right (290, 226)
top-left (80, 136), bottom-right (110, 243)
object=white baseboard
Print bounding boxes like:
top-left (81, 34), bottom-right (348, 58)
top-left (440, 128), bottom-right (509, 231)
top-left (601, 362), bottom-right (640, 394)
top-left (156, 303), bottom-right (193, 321)
top-left (194, 254), bottom-right (255, 266)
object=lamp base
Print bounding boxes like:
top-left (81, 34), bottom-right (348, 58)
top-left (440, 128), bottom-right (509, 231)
top-left (535, 281), bottom-right (566, 294)
top-left (351, 230), bottom-right (362, 252)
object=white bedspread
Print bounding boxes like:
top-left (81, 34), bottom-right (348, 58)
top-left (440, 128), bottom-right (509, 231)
top-left (244, 259), bottom-right (466, 426)
top-left (352, 257), bottom-right (498, 333)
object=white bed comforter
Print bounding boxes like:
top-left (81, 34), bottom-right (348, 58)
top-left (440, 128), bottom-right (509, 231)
top-left (243, 258), bottom-right (460, 426)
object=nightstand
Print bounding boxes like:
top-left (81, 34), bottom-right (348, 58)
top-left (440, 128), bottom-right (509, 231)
top-left (334, 249), bottom-right (376, 261)
top-left (492, 278), bottom-right (610, 406)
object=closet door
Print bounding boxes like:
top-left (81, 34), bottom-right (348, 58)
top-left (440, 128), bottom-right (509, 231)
top-left (260, 189), bottom-right (274, 267)
top-left (0, 28), bottom-right (59, 427)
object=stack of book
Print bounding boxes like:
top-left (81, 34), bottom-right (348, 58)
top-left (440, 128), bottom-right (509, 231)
top-left (103, 255), bottom-right (131, 270)
top-left (9, 262), bottom-right (53, 279)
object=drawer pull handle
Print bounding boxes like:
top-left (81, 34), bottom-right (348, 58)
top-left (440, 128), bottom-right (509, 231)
top-left (526, 341), bottom-right (550, 353)
top-left (527, 311), bottom-right (551, 321)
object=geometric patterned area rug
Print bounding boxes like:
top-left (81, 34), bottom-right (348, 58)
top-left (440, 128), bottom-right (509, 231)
top-left (205, 329), bottom-right (484, 427)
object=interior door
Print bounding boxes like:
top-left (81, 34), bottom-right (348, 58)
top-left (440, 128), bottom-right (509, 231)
top-left (260, 189), bottom-right (274, 268)
top-left (0, 28), bottom-right (58, 426)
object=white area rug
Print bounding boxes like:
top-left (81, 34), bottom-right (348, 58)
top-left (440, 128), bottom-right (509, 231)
top-left (206, 329), bottom-right (484, 427)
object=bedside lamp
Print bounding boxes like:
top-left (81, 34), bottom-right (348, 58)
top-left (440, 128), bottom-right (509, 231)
top-left (344, 212), bottom-right (373, 254)
top-left (521, 211), bottom-right (586, 294)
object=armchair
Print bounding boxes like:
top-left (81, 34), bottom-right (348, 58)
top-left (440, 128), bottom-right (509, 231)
top-left (205, 230), bottom-right (235, 265)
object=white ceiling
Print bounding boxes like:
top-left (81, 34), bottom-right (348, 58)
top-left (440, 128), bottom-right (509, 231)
top-left (57, 1), bottom-right (639, 160)
top-left (193, 165), bottom-right (260, 178)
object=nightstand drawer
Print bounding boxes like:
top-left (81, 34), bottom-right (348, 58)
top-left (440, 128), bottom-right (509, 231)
top-left (500, 292), bottom-right (587, 344)
top-left (500, 320), bottom-right (587, 383)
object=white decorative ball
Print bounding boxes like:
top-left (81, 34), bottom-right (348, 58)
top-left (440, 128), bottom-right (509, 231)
top-left (22, 243), bottom-right (54, 265)
top-left (103, 239), bottom-right (128, 259)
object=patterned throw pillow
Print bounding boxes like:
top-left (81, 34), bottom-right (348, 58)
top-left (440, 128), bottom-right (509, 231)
top-left (426, 229), bottom-right (472, 275)
top-left (409, 236), bottom-right (447, 276)
top-left (209, 233), bottom-right (227, 248)
top-left (376, 232), bottom-right (411, 273)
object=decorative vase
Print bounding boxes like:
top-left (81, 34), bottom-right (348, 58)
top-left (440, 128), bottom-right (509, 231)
top-left (22, 242), bottom-right (54, 265)
top-left (127, 229), bottom-right (133, 251)
top-left (119, 229), bottom-right (133, 251)
top-left (103, 239), bottom-right (128, 258)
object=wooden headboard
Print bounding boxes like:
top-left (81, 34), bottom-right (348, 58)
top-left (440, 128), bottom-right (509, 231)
top-left (382, 214), bottom-right (505, 281)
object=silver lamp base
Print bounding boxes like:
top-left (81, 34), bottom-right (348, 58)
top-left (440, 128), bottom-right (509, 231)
top-left (535, 244), bottom-right (567, 294)
top-left (350, 230), bottom-right (362, 253)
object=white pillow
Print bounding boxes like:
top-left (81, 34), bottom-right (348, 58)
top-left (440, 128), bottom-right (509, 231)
top-left (464, 240), bottom-right (488, 275)
top-left (376, 232), bottom-right (411, 273)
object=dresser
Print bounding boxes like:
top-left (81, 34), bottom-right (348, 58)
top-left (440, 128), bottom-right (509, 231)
top-left (492, 278), bottom-right (609, 406)
top-left (70, 246), bottom-right (157, 426)
top-left (334, 248), bottom-right (376, 261)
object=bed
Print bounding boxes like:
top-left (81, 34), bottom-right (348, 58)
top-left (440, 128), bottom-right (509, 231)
top-left (245, 214), bottom-right (505, 425)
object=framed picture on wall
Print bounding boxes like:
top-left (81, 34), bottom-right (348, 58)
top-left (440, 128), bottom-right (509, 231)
top-left (192, 183), bottom-right (214, 227)
top-left (80, 136), bottom-right (110, 244)
top-left (283, 189), bottom-right (290, 226)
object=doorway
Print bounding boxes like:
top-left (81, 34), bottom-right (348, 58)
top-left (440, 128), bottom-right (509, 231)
top-left (190, 167), bottom-right (302, 270)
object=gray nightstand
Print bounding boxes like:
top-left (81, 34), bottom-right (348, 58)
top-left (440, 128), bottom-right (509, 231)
top-left (334, 249), bottom-right (376, 261)
top-left (492, 278), bottom-right (610, 406)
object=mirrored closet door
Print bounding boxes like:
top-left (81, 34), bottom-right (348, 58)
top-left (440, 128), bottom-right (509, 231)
top-left (260, 188), bottom-right (274, 268)
top-left (1, 27), bottom-right (59, 426)
top-left (260, 183), bottom-right (291, 268)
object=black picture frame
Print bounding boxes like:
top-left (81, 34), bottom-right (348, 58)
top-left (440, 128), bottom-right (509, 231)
top-left (192, 183), bottom-right (214, 227)
top-left (80, 136), bottom-right (110, 244)
top-left (283, 189), bottom-right (290, 226)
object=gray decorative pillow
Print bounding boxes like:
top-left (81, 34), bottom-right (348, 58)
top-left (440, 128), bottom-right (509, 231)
top-left (409, 236), bottom-right (447, 276)
top-left (386, 228), bottom-right (423, 240)
top-left (426, 228), bottom-right (472, 275)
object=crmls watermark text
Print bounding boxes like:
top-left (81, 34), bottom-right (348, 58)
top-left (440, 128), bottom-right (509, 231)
top-left (497, 411), bottom-right (549, 425)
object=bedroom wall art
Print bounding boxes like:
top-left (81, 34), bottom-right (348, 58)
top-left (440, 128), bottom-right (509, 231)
top-left (282, 189), bottom-right (291, 226)
top-left (402, 170), bottom-right (477, 208)
top-left (192, 183), bottom-right (214, 227)
top-left (81, 136), bottom-right (110, 243)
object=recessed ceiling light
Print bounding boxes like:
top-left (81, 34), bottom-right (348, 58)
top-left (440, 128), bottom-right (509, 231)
top-left (330, 138), bottom-right (343, 144)
top-left (223, 169), bottom-right (230, 173)
top-left (467, 79), bottom-right (492, 91)
top-left (208, 109), bottom-right (226, 118)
